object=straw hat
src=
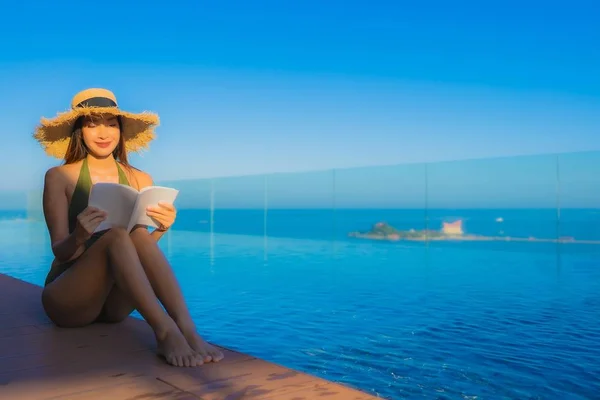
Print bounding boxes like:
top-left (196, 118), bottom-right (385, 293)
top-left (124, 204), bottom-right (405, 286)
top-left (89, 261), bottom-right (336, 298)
top-left (33, 88), bottom-right (160, 159)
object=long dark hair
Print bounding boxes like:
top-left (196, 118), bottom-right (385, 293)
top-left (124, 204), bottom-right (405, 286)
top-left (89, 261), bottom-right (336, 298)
top-left (63, 115), bottom-right (130, 166)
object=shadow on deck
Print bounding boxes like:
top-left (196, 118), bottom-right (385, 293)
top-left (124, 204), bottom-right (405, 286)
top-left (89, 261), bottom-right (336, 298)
top-left (0, 273), bottom-right (379, 399)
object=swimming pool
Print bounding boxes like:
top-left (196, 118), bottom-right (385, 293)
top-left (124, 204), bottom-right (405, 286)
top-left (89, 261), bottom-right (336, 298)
top-left (1, 215), bottom-right (599, 399)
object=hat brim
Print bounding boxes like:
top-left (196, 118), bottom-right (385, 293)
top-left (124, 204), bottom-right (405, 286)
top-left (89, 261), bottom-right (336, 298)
top-left (33, 106), bottom-right (160, 159)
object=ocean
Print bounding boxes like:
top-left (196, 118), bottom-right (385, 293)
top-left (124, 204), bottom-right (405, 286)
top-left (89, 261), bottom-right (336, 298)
top-left (174, 208), bottom-right (600, 254)
top-left (1, 208), bottom-right (599, 399)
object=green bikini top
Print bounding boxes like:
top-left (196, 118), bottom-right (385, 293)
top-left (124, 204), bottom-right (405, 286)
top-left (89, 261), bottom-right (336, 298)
top-left (68, 158), bottom-right (130, 233)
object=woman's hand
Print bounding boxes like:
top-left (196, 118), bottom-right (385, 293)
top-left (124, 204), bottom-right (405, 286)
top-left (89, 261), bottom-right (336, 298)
top-left (146, 202), bottom-right (177, 231)
top-left (75, 206), bottom-right (107, 245)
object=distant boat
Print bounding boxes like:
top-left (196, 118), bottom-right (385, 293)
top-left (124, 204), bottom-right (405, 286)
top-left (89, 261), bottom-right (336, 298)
top-left (495, 217), bottom-right (504, 222)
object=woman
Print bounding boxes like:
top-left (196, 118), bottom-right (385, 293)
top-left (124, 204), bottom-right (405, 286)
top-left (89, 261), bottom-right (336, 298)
top-left (33, 88), bottom-right (223, 367)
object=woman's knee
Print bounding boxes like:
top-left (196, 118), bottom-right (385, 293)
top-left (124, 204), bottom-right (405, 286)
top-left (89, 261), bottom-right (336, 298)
top-left (129, 226), bottom-right (154, 246)
top-left (104, 227), bottom-right (132, 245)
top-left (130, 226), bottom-right (151, 238)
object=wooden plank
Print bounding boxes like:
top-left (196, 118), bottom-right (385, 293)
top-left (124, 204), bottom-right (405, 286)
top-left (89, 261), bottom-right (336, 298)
top-left (44, 376), bottom-right (198, 400)
top-left (1, 367), bottom-right (199, 400)
top-left (0, 324), bottom-right (251, 377)
top-left (273, 381), bottom-right (379, 400)
top-left (159, 359), bottom-right (318, 400)
top-left (0, 344), bottom-right (252, 397)
top-left (1, 370), bottom-right (150, 400)
top-left (0, 324), bottom-right (40, 339)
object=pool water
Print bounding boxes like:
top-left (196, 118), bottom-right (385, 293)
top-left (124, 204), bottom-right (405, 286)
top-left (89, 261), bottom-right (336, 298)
top-left (1, 218), bottom-right (599, 399)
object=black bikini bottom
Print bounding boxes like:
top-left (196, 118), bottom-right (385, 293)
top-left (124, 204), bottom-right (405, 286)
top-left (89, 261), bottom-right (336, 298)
top-left (44, 231), bottom-right (108, 286)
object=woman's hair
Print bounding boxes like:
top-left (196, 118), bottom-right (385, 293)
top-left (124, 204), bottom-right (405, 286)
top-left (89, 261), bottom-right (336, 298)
top-left (63, 115), bottom-right (130, 166)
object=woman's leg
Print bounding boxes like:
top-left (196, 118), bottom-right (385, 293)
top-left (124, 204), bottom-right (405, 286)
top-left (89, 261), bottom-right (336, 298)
top-left (96, 227), bottom-right (224, 363)
top-left (41, 227), bottom-right (201, 367)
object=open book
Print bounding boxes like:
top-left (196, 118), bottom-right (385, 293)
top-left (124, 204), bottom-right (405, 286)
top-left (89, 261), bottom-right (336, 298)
top-left (89, 183), bottom-right (179, 233)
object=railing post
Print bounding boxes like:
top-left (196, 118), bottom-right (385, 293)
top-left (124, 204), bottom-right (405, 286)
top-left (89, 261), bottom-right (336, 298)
top-left (263, 173), bottom-right (268, 264)
top-left (209, 178), bottom-right (215, 267)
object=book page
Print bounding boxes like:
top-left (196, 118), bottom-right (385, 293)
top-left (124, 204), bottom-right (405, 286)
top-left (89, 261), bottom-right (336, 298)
top-left (89, 183), bottom-right (139, 232)
top-left (128, 186), bottom-right (179, 231)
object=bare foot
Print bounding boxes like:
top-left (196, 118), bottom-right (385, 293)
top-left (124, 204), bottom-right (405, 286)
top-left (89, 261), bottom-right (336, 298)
top-left (185, 331), bottom-right (225, 363)
top-left (156, 327), bottom-right (203, 367)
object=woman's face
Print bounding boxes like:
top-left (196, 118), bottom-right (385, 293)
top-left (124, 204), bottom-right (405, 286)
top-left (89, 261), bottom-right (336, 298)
top-left (81, 114), bottom-right (120, 158)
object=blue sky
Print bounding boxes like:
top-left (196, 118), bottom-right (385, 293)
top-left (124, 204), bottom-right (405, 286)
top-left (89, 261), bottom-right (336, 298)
top-left (1, 0), bottom-right (599, 196)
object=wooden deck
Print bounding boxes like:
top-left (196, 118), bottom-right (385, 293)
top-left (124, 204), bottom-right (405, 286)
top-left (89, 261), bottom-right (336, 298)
top-left (0, 273), bottom-right (378, 399)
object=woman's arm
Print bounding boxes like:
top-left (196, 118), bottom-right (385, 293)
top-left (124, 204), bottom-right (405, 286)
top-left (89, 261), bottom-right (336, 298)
top-left (43, 167), bottom-right (85, 262)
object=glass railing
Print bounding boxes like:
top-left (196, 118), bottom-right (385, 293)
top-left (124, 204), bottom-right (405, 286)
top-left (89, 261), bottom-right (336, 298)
top-left (155, 151), bottom-right (600, 253)
top-left (3, 150), bottom-right (600, 399)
